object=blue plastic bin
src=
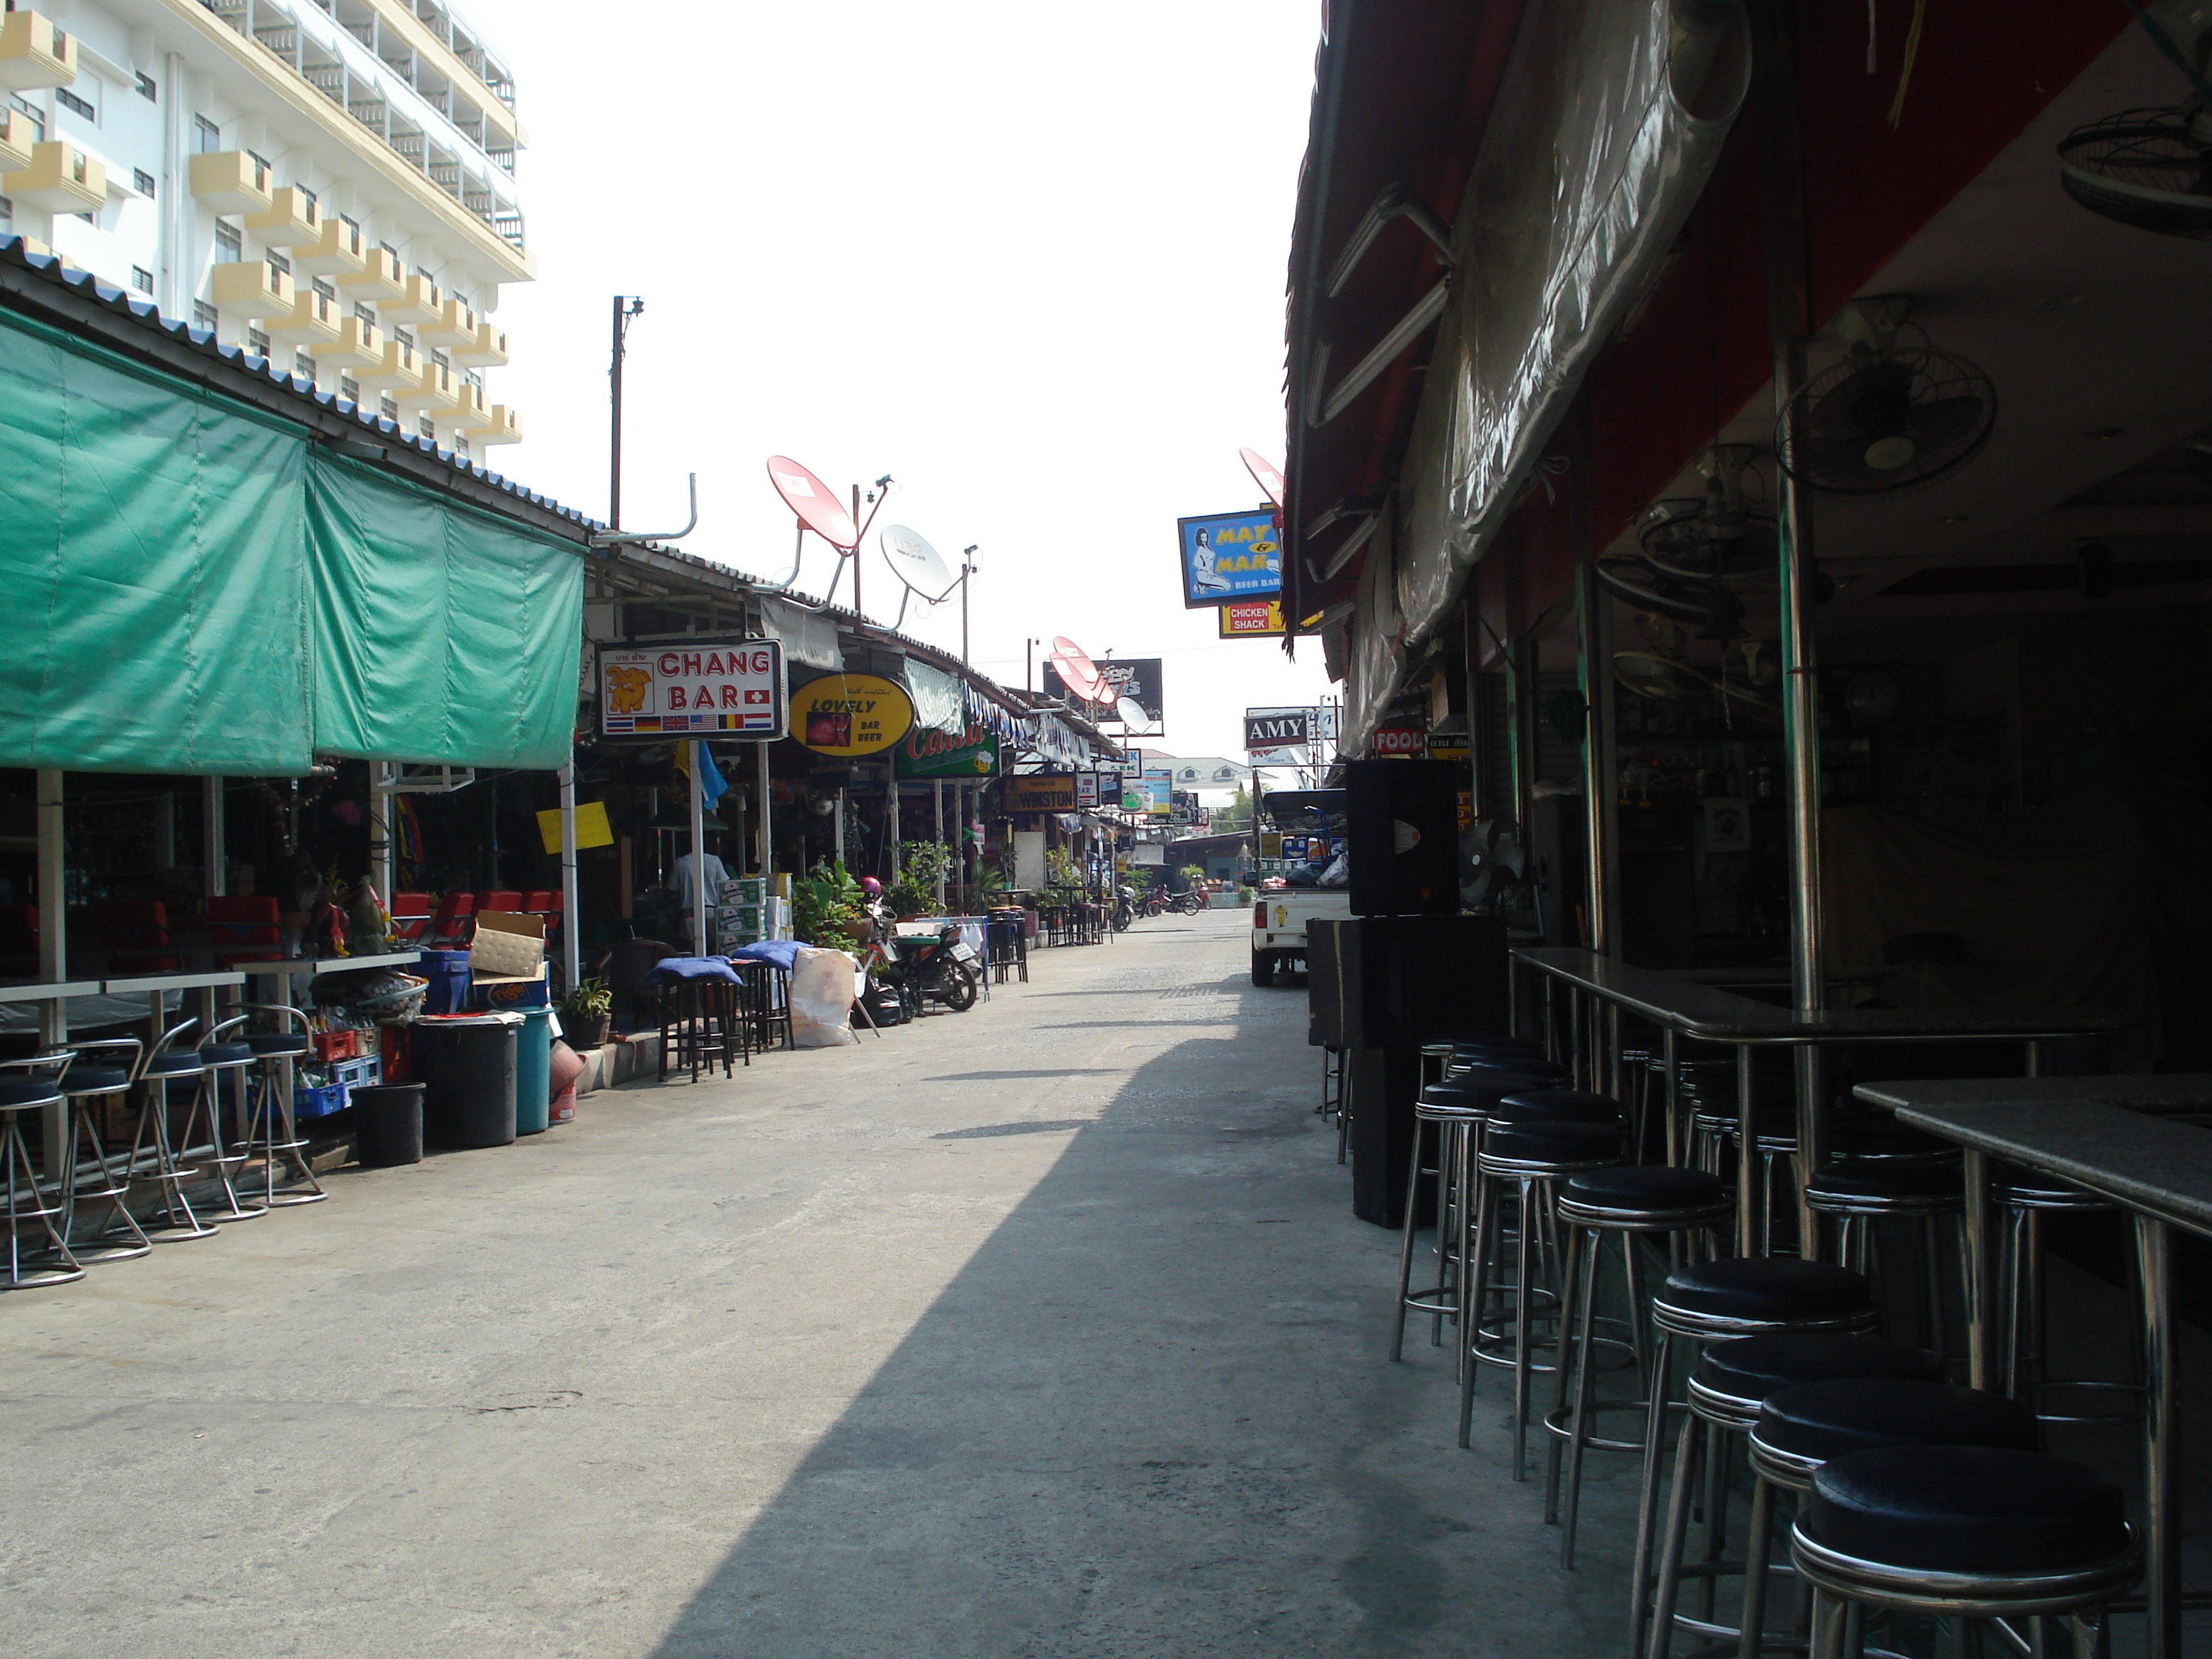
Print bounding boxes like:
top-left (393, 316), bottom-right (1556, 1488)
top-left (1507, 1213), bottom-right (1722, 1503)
top-left (418, 948), bottom-right (472, 1015)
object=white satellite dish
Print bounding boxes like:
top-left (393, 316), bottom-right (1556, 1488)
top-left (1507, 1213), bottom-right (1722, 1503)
top-left (881, 524), bottom-right (958, 601)
top-left (1115, 696), bottom-right (1149, 728)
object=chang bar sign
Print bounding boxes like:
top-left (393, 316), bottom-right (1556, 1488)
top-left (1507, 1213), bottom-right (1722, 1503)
top-left (896, 720), bottom-right (999, 778)
top-left (795, 673), bottom-right (914, 757)
top-left (598, 639), bottom-right (786, 739)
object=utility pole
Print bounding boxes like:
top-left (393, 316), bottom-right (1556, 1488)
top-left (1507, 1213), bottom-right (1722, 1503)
top-left (961, 546), bottom-right (978, 665)
top-left (608, 295), bottom-right (644, 529)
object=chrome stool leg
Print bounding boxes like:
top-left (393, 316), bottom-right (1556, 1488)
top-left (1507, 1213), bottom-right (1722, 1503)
top-left (131, 1057), bottom-right (220, 1243)
top-left (63, 1083), bottom-right (152, 1262)
top-left (0, 1082), bottom-right (82, 1289)
top-left (246, 1046), bottom-right (325, 1208)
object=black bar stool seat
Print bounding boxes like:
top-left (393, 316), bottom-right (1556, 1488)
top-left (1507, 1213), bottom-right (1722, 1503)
top-left (1655, 1257), bottom-right (1876, 1332)
top-left (1827, 1118), bottom-right (1959, 1163)
top-left (1558, 1164), bottom-right (1728, 1225)
top-left (1493, 1087), bottom-right (1624, 1124)
top-left (1691, 1333), bottom-right (1946, 1426)
top-left (143, 1051), bottom-right (205, 1080)
top-left (62, 1064), bottom-right (133, 1093)
top-left (1753, 1379), bottom-right (2038, 1480)
top-left (1452, 1053), bottom-right (1571, 1085)
top-left (1804, 1157), bottom-right (1961, 1213)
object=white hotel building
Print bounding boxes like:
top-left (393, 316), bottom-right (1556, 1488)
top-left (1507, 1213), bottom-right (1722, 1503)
top-left (1, 0), bottom-right (526, 454)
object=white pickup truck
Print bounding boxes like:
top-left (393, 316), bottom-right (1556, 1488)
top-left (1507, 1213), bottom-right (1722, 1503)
top-left (1249, 788), bottom-right (1351, 986)
top-left (1251, 888), bottom-right (1352, 984)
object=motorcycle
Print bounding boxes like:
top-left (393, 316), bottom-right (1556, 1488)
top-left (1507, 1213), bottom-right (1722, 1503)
top-left (1171, 889), bottom-right (1205, 915)
top-left (1141, 889), bottom-right (1171, 918)
top-left (1113, 884), bottom-right (1137, 932)
top-left (883, 918), bottom-right (981, 1014)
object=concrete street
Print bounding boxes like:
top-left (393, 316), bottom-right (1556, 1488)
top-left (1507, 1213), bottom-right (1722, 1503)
top-left (1, 909), bottom-right (1631, 1658)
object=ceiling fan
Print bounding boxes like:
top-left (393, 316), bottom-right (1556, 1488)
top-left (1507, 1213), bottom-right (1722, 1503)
top-left (1776, 297), bottom-right (1996, 496)
top-left (2057, 9), bottom-right (2212, 240)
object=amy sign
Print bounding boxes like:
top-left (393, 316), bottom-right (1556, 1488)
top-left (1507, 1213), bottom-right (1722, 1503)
top-left (598, 639), bottom-right (786, 739)
top-left (1244, 706), bottom-right (1310, 765)
top-left (896, 721), bottom-right (999, 779)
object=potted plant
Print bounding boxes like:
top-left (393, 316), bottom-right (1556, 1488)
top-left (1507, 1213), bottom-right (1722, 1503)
top-left (561, 977), bottom-right (614, 1048)
top-left (793, 861), bottom-right (872, 947)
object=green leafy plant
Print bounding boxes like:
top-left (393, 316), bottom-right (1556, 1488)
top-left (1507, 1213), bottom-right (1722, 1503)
top-left (793, 860), bottom-right (870, 945)
top-left (1179, 865), bottom-right (1207, 884)
top-left (561, 976), bottom-right (613, 1020)
top-left (888, 841), bottom-right (956, 914)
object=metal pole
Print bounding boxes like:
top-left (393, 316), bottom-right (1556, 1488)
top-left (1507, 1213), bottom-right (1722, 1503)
top-left (36, 768), bottom-right (66, 1164)
top-left (834, 786), bottom-right (846, 867)
top-left (886, 755), bottom-right (901, 884)
top-left (203, 775), bottom-right (226, 899)
top-left (1573, 562), bottom-right (1620, 956)
top-left (755, 742), bottom-right (772, 901)
top-left (1755, 4), bottom-right (1830, 1255)
top-left (688, 743), bottom-right (707, 957)
top-left (368, 761), bottom-right (392, 907)
top-left (559, 752), bottom-right (580, 992)
top-left (2134, 1212), bottom-right (2178, 1659)
top-left (934, 778), bottom-right (946, 907)
top-left (850, 485), bottom-right (863, 620)
top-left (609, 297), bottom-right (624, 531)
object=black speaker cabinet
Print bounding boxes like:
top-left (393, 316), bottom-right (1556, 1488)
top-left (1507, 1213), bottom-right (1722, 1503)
top-left (1306, 914), bottom-right (1508, 1051)
top-left (1344, 758), bottom-right (1462, 916)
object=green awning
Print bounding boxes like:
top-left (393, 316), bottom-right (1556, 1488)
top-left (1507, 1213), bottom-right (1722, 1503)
top-left (0, 307), bottom-right (582, 776)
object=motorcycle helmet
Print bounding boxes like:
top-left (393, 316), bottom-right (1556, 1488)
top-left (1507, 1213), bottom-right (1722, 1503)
top-left (860, 876), bottom-right (884, 897)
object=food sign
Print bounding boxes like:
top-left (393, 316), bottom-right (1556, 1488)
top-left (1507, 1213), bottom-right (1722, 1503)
top-left (794, 673), bottom-right (914, 757)
top-left (598, 639), bottom-right (786, 739)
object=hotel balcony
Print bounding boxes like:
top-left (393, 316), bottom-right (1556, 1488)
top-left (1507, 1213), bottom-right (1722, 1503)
top-left (336, 246), bottom-right (405, 300)
top-left (245, 186), bottom-right (323, 250)
top-left (309, 314), bottom-right (382, 370)
top-left (380, 271), bottom-right (443, 325)
top-left (449, 320), bottom-right (508, 367)
top-left (0, 11), bottom-right (77, 93)
top-left (475, 404), bottom-right (522, 446)
top-left (420, 298), bottom-right (479, 348)
top-left (265, 289), bottom-right (343, 346)
top-left (441, 381), bottom-right (491, 431)
top-left (0, 107), bottom-right (37, 174)
top-left (293, 215), bottom-right (367, 276)
top-left (355, 338), bottom-right (425, 393)
top-left (209, 259), bottom-right (297, 320)
top-left (392, 358), bottom-right (463, 414)
top-left (189, 150), bottom-right (273, 216)
top-left (4, 141), bottom-right (104, 215)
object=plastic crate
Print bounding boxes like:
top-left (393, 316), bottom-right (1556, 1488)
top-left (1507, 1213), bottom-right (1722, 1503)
top-left (310, 1028), bottom-right (361, 1061)
top-left (294, 1083), bottom-right (348, 1120)
top-left (331, 1054), bottom-right (383, 1091)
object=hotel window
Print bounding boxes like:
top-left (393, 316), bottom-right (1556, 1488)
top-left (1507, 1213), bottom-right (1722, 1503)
top-left (131, 266), bottom-right (152, 293)
top-left (353, 300), bottom-right (376, 323)
top-left (194, 115), bottom-right (221, 153)
top-left (135, 71), bottom-right (157, 102)
top-left (133, 168), bottom-right (155, 197)
top-left (340, 375), bottom-right (360, 403)
top-left (248, 327), bottom-right (271, 358)
top-left (295, 349), bottom-right (315, 383)
top-left (56, 84), bottom-right (96, 124)
top-left (312, 276), bottom-right (336, 300)
top-left (193, 300), bottom-right (217, 333)
top-left (418, 417), bottom-right (434, 441)
top-left (215, 221), bottom-right (242, 261)
top-left (379, 395), bottom-right (397, 421)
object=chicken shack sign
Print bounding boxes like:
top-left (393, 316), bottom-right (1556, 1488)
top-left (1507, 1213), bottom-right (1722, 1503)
top-left (598, 639), bottom-right (787, 739)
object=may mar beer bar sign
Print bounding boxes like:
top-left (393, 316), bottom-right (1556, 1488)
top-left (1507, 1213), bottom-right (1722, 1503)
top-left (598, 639), bottom-right (786, 739)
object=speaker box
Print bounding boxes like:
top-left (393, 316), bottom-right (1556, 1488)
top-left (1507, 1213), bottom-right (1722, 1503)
top-left (1305, 914), bottom-right (1509, 1051)
top-left (1344, 758), bottom-right (1461, 916)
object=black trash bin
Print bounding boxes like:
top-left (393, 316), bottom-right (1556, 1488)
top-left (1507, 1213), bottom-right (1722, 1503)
top-left (412, 1013), bottom-right (520, 1148)
top-left (352, 1083), bottom-right (425, 1166)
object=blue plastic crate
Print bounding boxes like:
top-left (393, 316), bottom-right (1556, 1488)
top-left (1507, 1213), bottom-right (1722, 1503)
top-left (294, 1083), bottom-right (349, 1120)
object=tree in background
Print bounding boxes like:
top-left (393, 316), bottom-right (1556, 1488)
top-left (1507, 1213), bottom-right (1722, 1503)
top-left (1215, 785), bottom-right (1252, 831)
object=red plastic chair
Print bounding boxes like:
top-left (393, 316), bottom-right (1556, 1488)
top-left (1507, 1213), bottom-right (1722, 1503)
top-left (426, 892), bottom-right (476, 948)
top-left (521, 890), bottom-right (553, 914)
top-left (480, 889), bottom-right (523, 914)
top-left (96, 901), bottom-right (181, 975)
top-left (207, 895), bottom-right (284, 968)
top-left (390, 891), bottom-right (433, 944)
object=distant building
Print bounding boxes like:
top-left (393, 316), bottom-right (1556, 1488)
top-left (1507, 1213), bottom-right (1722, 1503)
top-left (1, 0), bottom-right (528, 457)
top-left (1125, 752), bottom-right (1253, 806)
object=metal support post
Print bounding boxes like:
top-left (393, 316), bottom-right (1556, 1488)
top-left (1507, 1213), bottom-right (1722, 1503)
top-left (1573, 562), bottom-right (1620, 956)
top-left (35, 768), bottom-right (66, 1164)
top-left (2135, 1213), bottom-right (2178, 1659)
top-left (559, 754), bottom-right (581, 991)
top-left (688, 745), bottom-right (708, 957)
top-left (203, 774), bottom-right (226, 899)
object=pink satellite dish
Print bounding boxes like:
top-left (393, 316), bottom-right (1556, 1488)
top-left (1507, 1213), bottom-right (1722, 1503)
top-left (766, 454), bottom-right (858, 550)
top-left (1049, 636), bottom-right (1107, 704)
top-left (1240, 446), bottom-right (1287, 509)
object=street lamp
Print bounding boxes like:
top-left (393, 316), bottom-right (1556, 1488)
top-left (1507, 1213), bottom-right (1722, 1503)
top-left (960, 545), bottom-right (979, 665)
top-left (608, 295), bottom-right (644, 529)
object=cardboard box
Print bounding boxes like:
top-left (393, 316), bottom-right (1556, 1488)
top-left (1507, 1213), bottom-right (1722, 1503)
top-left (469, 909), bottom-right (548, 1007)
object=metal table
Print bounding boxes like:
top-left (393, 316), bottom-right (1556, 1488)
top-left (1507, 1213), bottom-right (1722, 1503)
top-left (1870, 1092), bottom-right (2212, 1659)
top-left (235, 952), bottom-right (423, 1010)
top-left (1511, 948), bottom-right (2133, 1254)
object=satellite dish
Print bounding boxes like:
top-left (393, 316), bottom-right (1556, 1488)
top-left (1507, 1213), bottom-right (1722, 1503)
top-left (765, 454), bottom-right (857, 550)
top-left (1115, 696), bottom-right (1149, 728)
top-left (879, 524), bottom-right (958, 601)
top-left (1049, 636), bottom-right (1106, 703)
top-left (1240, 447), bottom-right (1286, 509)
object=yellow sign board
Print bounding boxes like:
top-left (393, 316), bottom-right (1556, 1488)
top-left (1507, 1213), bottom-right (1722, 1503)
top-left (1217, 598), bottom-right (1285, 638)
top-left (535, 800), bottom-right (613, 855)
top-left (794, 673), bottom-right (914, 757)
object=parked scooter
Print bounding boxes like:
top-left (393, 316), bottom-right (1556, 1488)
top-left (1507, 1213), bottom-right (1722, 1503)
top-left (1113, 884), bottom-right (1137, 931)
top-left (1171, 889), bottom-right (1205, 915)
top-left (884, 919), bottom-right (981, 1014)
top-left (1141, 889), bottom-right (1172, 918)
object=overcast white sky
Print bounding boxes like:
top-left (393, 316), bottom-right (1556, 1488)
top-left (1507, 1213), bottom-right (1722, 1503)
top-left (478, 1), bottom-right (1335, 761)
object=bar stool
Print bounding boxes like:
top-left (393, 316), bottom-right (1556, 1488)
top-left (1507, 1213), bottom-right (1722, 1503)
top-left (127, 1024), bottom-right (222, 1243)
top-left (1450, 1051), bottom-right (1570, 1087)
top-left (1635, 1259), bottom-right (1879, 1659)
top-left (192, 1018), bottom-right (266, 1224)
top-left (1545, 1164), bottom-right (1733, 1568)
top-left (1739, 1379), bottom-right (2040, 1657)
top-left (1461, 1097), bottom-right (1627, 1475)
top-left (1790, 1447), bottom-right (2138, 1658)
top-left (240, 1007), bottom-right (326, 1208)
top-left (1390, 1071), bottom-right (1552, 1367)
top-left (1804, 1156), bottom-right (1963, 1357)
top-left (57, 1041), bottom-right (152, 1263)
top-left (1995, 1163), bottom-right (2143, 1426)
top-left (1, 1073), bottom-right (82, 1289)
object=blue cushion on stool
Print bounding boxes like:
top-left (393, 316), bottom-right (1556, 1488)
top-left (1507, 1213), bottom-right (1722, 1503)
top-left (142, 1052), bottom-right (205, 1077)
top-left (1803, 1446), bottom-right (2131, 1574)
top-left (1663, 1257), bottom-right (1871, 1322)
top-left (1758, 1380), bottom-right (2038, 1464)
top-left (199, 1042), bottom-right (255, 1066)
top-left (0, 1076), bottom-right (62, 1109)
top-left (60, 1065), bottom-right (133, 1094)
